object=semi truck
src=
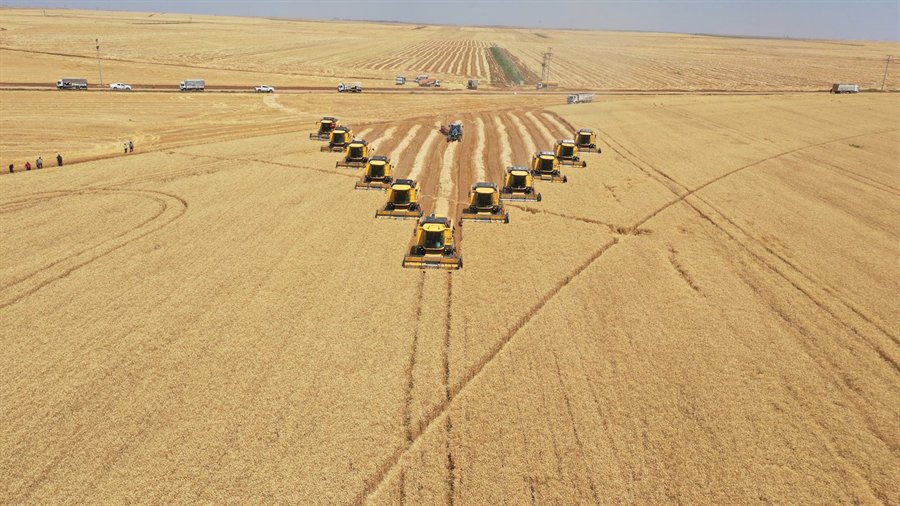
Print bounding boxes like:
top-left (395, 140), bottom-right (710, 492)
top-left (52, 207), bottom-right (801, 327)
top-left (567, 93), bottom-right (594, 104)
top-left (180, 79), bottom-right (205, 92)
top-left (57, 78), bottom-right (88, 90)
top-left (831, 83), bottom-right (859, 94)
top-left (338, 82), bottom-right (363, 93)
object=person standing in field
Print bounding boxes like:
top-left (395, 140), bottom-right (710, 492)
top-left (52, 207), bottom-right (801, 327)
top-left (129, 141), bottom-right (134, 153)
top-left (25, 161), bottom-right (31, 171)
top-left (124, 143), bottom-right (128, 154)
top-left (36, 156), bottom-right (43, 169)
top-left (56, 154), bottom-right (63, 166)
top-left (8, 163), bottom-right (13, 173)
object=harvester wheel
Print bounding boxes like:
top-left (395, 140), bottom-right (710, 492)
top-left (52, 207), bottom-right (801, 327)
top-left (386, 203), bottom-right (395, 210)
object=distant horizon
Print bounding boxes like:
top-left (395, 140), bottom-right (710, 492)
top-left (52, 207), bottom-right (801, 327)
top-left (2, 1), bottom-right (899, 42)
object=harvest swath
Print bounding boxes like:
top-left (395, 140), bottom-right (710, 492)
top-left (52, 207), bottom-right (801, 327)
top-left (1, 8), bottom-right (898, 505)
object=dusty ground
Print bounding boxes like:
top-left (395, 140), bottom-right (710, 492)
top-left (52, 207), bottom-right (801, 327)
top-left (1, 8), bottom-right (899, 506)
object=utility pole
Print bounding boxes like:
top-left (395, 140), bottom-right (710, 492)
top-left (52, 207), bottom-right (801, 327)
top-left (541, 47), bottom-right (553, 84)
top-left (96, 38), bottom-right (103, 87)
top-left (882, 55), bottom-right (892, 91)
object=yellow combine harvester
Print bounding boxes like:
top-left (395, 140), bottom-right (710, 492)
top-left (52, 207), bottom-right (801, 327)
top-left (554, 139), bottom-right (587, 167)
top-left (309, 116), bottom-right (339, 141)
top-left (531, 151), bottom-right (567, 183)
top-left (402, 214), bottom-right (462, 270)
top-left (336, 139), bottom-right (371, 168)
top-left (320, 126), bottom-right (353, 152)
top-left (574, 128), bottom-right (601, 153)
top-left (500, 166), bottom-right (542, 202)
top-left (375, 179), bottom-right (422, 219)
top-left (460, 182), bottom-right (509, 223)
top-left (354, 155), bottom-right (392, 190)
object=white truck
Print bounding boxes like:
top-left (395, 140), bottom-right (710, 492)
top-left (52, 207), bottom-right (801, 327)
top-left (57, 78), bottom-right (88, 90)
top-left (180, 79), bottom-right (205, 92)
top-left (337, 82), bottom-right (363, 93)
top-left (831, 83), bottom-right (859, 94)
top-left (567, 93), bottom-right (594, 104)
top-left (395, 76), bottom-right (406, 85)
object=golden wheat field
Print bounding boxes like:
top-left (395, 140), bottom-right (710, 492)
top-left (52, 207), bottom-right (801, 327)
top-left (1, 7), bottom-right (899, 505)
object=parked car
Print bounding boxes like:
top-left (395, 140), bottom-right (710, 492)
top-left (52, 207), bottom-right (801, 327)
top-left (110, 82), bottom-right (132, 91)
top-left (255, 85), bottom-right (275, 93)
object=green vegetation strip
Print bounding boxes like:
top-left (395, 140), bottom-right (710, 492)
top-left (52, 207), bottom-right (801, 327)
top-left (490, 46), bottom-right (524, 84)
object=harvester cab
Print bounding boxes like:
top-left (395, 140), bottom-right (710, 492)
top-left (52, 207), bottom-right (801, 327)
top-left (320, 126), bottom-right (353, 152)
top-left (354, 155), bottom-right (393, 189)
top-left (554, 139), bottom-right (587, 167)
top-left (402, 214), bottom-right (462, 270)
top-left (531, 151), bottom-right (567, 183)
top-left (336, 139), bottom-right (371, 168)
top-left (376, 179), bottom-right (422, 219)
top-left (446, 121), bottom-right (463, 142)
top-left (575, 128), bottom-right (601, 153)
top-left (500, 166), bottom-right (542, 202)
top-left (461, 182), bottom-right (509, 223)
top-left (309, 116), bottom-right (339, 141)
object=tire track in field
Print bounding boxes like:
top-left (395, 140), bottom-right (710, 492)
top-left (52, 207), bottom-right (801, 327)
top-left (601, 126), bottom-right (900, 349)
top-left (403, 271), bottom-right (427, 443)
top-left (443, 272), bottom-right (456, 506)
top-left (358, 236), bottom-right (620, 504)
top-left (0, 189), bottom-right (188, 309)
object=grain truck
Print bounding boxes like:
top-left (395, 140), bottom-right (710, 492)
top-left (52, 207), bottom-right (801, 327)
top-left (57, 78), bottom-right (88, 90)
top-left (831, 83), bottom-right (859, 94)
top-left (180, 79), bottom-right (205, 92)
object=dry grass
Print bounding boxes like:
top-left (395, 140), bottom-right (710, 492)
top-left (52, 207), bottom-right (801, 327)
top-left (1, 8), bottom-right (899, 505)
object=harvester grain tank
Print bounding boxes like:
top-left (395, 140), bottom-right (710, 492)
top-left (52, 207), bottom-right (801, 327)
top-left (56, 78), bottom-right (88, 90)
top-left (180, 79), bottom-right (205, 92)
top-left (500, 166), bottom-right (542, 202)
top-left (574, 128), bottom-right (601, 153)
top-left (320, 126), bottom-right (353, 152)
top-left (402, 214), bottom-right (462, 270)
top-left (376, 179), bottom-right (423, 219)
top-left (554, 139), bottom-right (587, 167)
top-left (336, 138), bottom-right (371, 168)
top-left (354, 155), bottom-right (393, 189)
top-left (531, 151), bottom-right (567, 183)
top-left (460, 182), bottom-right (509, 223)
top-left (309, 116), bottom-right (340, 141)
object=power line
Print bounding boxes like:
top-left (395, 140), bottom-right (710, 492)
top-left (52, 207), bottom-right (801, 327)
top-left (540, 47), bottom-right (552, 83)
top-left (882, 55), bottom-right (892, 91)
top-left (96, 38), bottom-right (103, 87)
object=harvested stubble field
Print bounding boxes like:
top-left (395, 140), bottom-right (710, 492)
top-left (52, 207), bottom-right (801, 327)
top-left (2, 8), bottom-right (900, 506)
top-left (0, 8), bottom-right (898, 90)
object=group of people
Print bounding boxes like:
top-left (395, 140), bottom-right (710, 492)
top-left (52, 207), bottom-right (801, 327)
top-left (8, 154), bottom-right (63, 173)
top-left (8, 140), bottom-right (137, 174)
